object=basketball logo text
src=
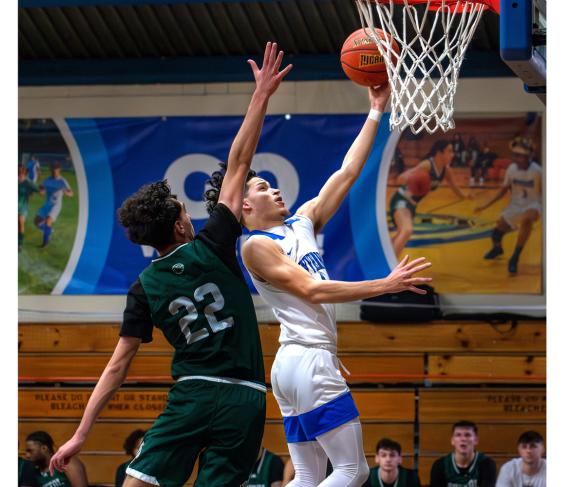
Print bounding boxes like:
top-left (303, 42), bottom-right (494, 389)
top-left (359, 54), bottom-right (382, 67)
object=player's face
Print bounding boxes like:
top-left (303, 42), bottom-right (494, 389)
top-left (518, 441), bottom-right (544, 465)
top-left (451, 427), bottom-right (478, 455)
top-left (25, 440), bottom-right (47, 464)
top-left (375, 449), bottom-right (402, 473)
top-left (176, 201), bottom-right (195, 240)
top-left (439, 144), bottom-right (455, 165)
top-left (512, 151), bottom-right (531, 170)
top-left (244, 177), bottom-right (290, 220)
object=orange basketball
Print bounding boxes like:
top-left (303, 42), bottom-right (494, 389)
top-left (340, 29), bottom-right (398, 87)
top-left (407, 170), bottom-right (432, 197)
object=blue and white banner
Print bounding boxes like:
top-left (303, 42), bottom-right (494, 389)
top-left (18, 114), bottom-right (543, 296)
top-left (49, 115), bottom-right (395, 294)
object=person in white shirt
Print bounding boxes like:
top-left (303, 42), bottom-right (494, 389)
top-left (475, 136), bottom-right (542, 274)
top-left (204, 85), bottom-right (432, 487)
top-left (496, 431), bottom-right (546, 487)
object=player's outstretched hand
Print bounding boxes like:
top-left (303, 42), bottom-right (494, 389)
top-left (248, 42), bottom-right (293, 98)
top-left (49, 435), bottom-right (84, 475)
top-left (384, 255), bottom-right (432, 294)
top-left (369, 83), bottom-right (391, 112)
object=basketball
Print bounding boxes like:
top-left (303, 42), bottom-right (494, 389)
top-left (340, 29), bottom-right (398, 87)
top-left (407, 170), bottom-right (432, 197)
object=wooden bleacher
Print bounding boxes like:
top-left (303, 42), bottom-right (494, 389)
top-left (19, 320), bottom-right (545, 486)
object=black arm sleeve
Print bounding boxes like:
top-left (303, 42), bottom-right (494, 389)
top-left (430, 458), bottom-right (447, 487)
top-left (269, 454), bottom-right (285, 484)
top-left (196, 203), bottom-right (243, 279)
top-left (119, 279), bottom-right (154, 343)
top-left (479, 457), bottom-right (497, 487)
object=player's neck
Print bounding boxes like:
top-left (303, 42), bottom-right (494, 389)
top-left (522, 459), bottom-right (542, 476)
top-left (379, 467), bottom-right (399, 484)
top-left (156, 240), bottom-right (190, 257)
top-left (454, 450), bottom-right (475, 468)
top-left (245, 215), bottom-right (285, 232)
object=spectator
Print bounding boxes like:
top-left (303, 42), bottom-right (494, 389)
top-left (363, 438), bottom-right (421, 487)
top-left (18, 165), bottom-right (40, 251)
top-left (25, 431), bottom-right (88, 487)
top-left (115, 429), bottom-right (146, 487)
top-left (247, 446), bottom-right (284, 487)
top-left (496, 431), bottom-right (546, 487)
top-left (467, 136), bottom-right (481, 168)
top-left (429, 420), bottom-right (496, 487)
top-left (470, 144), bottom-right (497, 186)
top-left (392, 147), bottom-right (406, 176)
top-left (452, 133), bottom-right (466, 167)
top-left (18, 456), bottom-right (39, 487)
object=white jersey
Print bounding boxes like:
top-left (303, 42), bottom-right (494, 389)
top-left (504, 162), bottom-right (542, 207)
top-left (496, 457), bottom-right (546, 487)
top-left (248, 214), bottom-right (337, 348)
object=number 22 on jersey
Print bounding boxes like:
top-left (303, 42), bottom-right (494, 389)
top-left (168, 282), bottom-right (234, 345)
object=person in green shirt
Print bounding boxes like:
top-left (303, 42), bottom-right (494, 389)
top-left (49, 42), bottom-right (292, 487)
top-left (19, 456), bottom-right (39, 487)
top-left (247, 446), bottom-right (284, 487)
top-left (25, 431), bottom-right (87, 487)
top-left (364, 438), bottom-right (421, 487)
top-left (18, 165), bottom-right (40, 251)
top-left (115, 429), bottom-right (146, 487)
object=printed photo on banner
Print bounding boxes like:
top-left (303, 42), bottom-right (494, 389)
top-left (18, 119), bottom-right (78, 295)
top-left (385, 114), bottom-right (543, 294)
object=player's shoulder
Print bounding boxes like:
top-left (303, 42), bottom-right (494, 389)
top-left (529, 161), bottom-right (542, 172)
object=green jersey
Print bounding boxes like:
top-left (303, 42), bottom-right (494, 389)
top-left (248, 449), bottom-right (284, 487)
top-left (19, 179), bottom-right (39, 215)
top-left (34, 469), bottom-right (70, 487)
top-left (367, 466), bottom-right (421, 487)
top-left (430, 452), bottom-right (497, 487)
top-left (120, 203), bottom-right (264, 385)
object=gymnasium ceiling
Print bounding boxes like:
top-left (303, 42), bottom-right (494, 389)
top-left (19, 0), bottom-right (513, 86)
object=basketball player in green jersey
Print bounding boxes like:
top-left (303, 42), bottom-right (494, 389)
top-left (390, 140), bottom-right (470, 257)
top-left (49, 42), bottom-right (292, 487)
top-left (247, 446), bottom-right (284, 487)
top-left (364, 438), bottom-right (420, 487)
top-left (26, 431), bottom-right (87, 487)
top-left (429, 421), bottom-right (496, 487)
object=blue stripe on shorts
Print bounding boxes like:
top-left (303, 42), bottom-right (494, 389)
top-left (283, 391), bottom-right (359, 443)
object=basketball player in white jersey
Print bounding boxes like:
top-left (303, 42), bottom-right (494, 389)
top-left (476, 136), bottom-right (542, 274)
top-left (204, 85), bottom-right (432, 487)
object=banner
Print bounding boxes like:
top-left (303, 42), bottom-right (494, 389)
top-left (18, 114), bottom-right (543, 296)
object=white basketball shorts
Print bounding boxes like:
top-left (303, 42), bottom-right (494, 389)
top-left (501, 201), bottom-right (541, 229)
top-left (270, 343), bottom-right (359, 443)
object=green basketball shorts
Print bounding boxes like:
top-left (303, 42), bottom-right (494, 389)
top-left (126, 378), bottom-right (266, 487)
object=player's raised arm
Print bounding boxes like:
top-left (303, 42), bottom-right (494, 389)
top-left (296, 84), bottom-right (390, 234)
top-left (218, 42), bottom-right (292, 219)
top-left (242, 237), bottom-right (432, 302)
top-left (49, 336), bottom-right (141, 474)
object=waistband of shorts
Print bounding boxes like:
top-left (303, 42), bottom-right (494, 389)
top-left (280, 341), bottom-right (337, 355)
top-left (176, 375), bottom-right (267, 393)
top-left (397, 187), bottom-right (418, 206)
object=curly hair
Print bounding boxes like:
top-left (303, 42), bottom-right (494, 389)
top-left (26, 431), bottom-right (55, 454)
top-left (203, 162), bottom-right (257, 215)
top-left (123, 429), bottom-right (147, 456)
top-left (117, 180), bottom-right (181, 248)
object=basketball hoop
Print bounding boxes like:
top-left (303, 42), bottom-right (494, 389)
top-left (354, 0), bottom-right (499, 134)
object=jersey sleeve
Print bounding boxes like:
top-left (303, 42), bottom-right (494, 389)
top-left (269, 454), bottom-right (285, 484)
top-left (119, 279), bottom-right (154, 343)
top-left (494, 461), bottom-right (513, 487)
top-left (62, 177), bottom-right (72, 191)
top-left (503, 164), bottom-right (516, 188)
top-left (479, 456), bottom-right (497, 487)
top-left (196, 203), bottom-right (243, 278)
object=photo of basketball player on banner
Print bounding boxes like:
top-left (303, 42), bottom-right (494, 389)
top-left (385, 116), bottom-right (543, 294)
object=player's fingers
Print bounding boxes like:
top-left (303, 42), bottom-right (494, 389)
top-left (262, 41), bottom-right (271, 67)
top-left (397, 255), bottom-right (409, 268)
top-left (404, 256), bottom-right (426, 270)
top-left (409, 286), bottom-right (428, 295)
top-left (247, 59), bottom-right (259, 74)
top-left (277, 63), bottom-right (293, 81)
top-left (273, 50), bottom-right (284, 73)
top-left (404, 277), bottom-right (433, 285)
top-left (267, 42), bottom-right (277, 67)
top-left (407, 262), bottom-right (432, 275)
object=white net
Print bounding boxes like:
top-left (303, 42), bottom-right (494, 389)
top-left (355, 0), bottom-right (488, 134)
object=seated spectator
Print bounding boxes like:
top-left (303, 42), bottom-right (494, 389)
top-left (19, 456), bottom-right (38, 487)
top-left (247, 446), bottom-right (284, 487)
top-left (363, 438), bottom-right (421, 487)
top-left (430, 420), bottom-right (496, 487)
top-left (496, 431), bottom-right (546, 487)
top-left (470, 144), bottom-right (497, 186)
top-left (25, 431), bottom-right (88, 487)
top-left (115, 429), bottom-right (146, 487)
